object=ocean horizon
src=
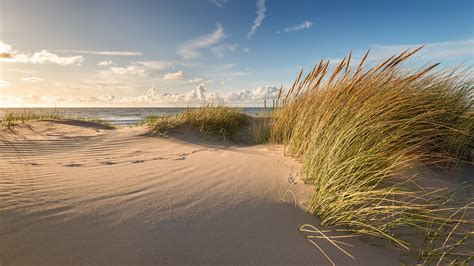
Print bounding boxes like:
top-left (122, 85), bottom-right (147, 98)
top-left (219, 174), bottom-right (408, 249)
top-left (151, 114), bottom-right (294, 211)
top-left (0, 107), bottom-right (268, 125)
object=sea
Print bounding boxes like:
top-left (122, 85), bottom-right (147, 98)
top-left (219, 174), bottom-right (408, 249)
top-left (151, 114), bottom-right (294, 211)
top-left (0, 107), bottom-right (267, 126)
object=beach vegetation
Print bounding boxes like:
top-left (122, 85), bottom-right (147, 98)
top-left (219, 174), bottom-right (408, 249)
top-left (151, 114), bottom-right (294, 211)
top-left (270, 48), bottom-right (473, 263)
top-left (145, 104), bottom-right (248, 141)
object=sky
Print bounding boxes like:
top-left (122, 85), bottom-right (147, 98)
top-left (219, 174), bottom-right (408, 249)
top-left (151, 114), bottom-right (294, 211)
top-left (0, 0), bottom-right (473, 107)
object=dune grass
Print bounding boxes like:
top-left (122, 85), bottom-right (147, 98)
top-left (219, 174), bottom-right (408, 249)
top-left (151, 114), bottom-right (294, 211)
top-left (1, 110), bottom-right (63, 129)
top-left (0, 109), bottom-right (115, 129)
top-left (248, 117), bottom-right (272, 144)
top-left (270, 48), bottom-right (473, 263)
top-left (145, 104), bottom-right (248, 141)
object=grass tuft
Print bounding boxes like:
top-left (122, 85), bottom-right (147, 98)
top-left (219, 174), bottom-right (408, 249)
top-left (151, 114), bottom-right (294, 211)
top-left (1, 110), bottom-right (62, 129)
top-left (145, 104), bottom-right (248, 141)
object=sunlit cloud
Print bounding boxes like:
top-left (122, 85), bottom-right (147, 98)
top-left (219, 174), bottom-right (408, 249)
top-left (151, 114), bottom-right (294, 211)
top-left (54, 50), bottom-right (142, 56)
top-left (0, 41), bottom-right (16, 58)
top-left (21, 76), bottom-right (44, 82)
top-left (225, 85), bottom-right (277, 101)
top-left (0, 43), bottom-right (84, 66)
top-left (97, 60), bottom-right (115, 66)
top-left (247, 0), bottom-right (266, 40)
top-left (164, 70), bottom-right (185, 80)
top-left (281, 20), bottom-right (312, 33)
top-left (178, 23), bottom-right (225, 59)
top-left (186, 83), bottom-right (206, 101)
top-left (134, 60), bottom-right (181, 70)
top-left (101, 66), bottom-right (148, 77)
top-left (15, 50), bottom-right (84, 66)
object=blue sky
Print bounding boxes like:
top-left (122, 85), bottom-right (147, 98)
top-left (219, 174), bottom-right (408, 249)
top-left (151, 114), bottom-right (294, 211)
top-left (0, 0), bottom-right (473, 107)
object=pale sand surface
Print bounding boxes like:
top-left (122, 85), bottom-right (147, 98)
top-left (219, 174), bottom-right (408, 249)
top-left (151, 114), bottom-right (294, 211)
top-left (0, 120), bottom-right (403, 265)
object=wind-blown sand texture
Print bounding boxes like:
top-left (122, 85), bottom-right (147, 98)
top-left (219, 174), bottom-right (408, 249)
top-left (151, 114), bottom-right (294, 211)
top-left (0, 120), bottom-right (402, 265)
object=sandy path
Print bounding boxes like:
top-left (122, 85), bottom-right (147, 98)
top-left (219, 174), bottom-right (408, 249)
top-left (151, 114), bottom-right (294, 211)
top-left (0, 121), bottom-right (401, 265)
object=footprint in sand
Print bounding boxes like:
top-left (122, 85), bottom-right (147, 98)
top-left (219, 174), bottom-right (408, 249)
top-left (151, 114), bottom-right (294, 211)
top-left (64, 163), bottom-right (82, 167)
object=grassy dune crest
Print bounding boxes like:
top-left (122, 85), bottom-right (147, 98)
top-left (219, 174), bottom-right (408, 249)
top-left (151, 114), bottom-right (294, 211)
top-left (145, 104), bottom-right (248, 140)
top-left (0, 109), bottom-right (114, 129)
top-left (270, 48), bottom-right (473, 263)
top-left (0, 110), bottom-right (62, 129)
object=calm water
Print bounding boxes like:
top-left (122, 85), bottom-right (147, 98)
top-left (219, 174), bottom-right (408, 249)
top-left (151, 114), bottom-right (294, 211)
top-left (0, 108), bottom-right (267, 126)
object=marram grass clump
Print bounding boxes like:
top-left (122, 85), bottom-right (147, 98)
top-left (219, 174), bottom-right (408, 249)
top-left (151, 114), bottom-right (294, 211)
top-left (145, 104), bottom-right (248, 141)
top-left (270, 48), bottom-right (473, 263)
top-left (0, 109), bottom-right (115, 129)
top-left (1, 110), bottom-right (62, 129)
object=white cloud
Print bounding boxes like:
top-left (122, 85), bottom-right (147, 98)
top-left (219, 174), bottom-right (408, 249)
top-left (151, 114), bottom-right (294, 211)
top-left (0, 80), bottom-right (10, 88)
top-left (54, 50), bottom-right (142, 56)
top-left (210, 43), bottom-right (238, 58)
top-left (164, 70), bottom-right (185, 80)
top-left (0, 42), bottom-right (83, 65)
top-left (247, 0), bottom-right (266, 40)
top-left (134, 84), bottom-right (217, 103)
top-left (21, 76), bottom-right (44, 82)
top-left (251, 85), bottom-right (278, 99)
top-left (178, 23), bottom-right (225, 59)
top-left (97, 60), bottom-right (115, 66)
top-left (134, 60), bottom-right (180, 70)
top-left (188, 78), bottom-right (204, 83)
top-left (0, 41), bottom-right (13, 53)
top-left (0, 41), bottom-right (16, 59)
top-left (207, 91), bottom-right (221, 101)
top-left (186, 83), bottom-right (206, 101)
top-left (211, 0), bottom-right (227, 7)
top-left (225, 85), bottom-right (277, 101)
top-left (104, 66), bottom-right (148, 76)
top-left (22, 50), bottom-right (84, 65)
top-left (283, 20), bottom-right (312, 33)
top-left (225, 89), bottom-right (251, 101)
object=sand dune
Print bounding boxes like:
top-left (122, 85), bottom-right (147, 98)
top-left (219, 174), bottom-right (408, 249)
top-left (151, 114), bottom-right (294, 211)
top-left (0, 121), bottom-right (402, 265)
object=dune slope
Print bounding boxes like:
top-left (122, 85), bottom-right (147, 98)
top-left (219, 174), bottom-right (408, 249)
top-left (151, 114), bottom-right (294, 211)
top-left (0, 121), bottom-right (401, 265)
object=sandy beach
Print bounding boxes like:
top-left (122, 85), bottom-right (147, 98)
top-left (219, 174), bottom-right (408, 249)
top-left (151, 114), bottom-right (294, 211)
top-left (0, 120), bottom-right (404, 265)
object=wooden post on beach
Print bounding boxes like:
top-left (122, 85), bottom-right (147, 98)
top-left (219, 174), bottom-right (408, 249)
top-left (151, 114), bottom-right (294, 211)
top-left (264, 99), bottom-right (267, 110)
